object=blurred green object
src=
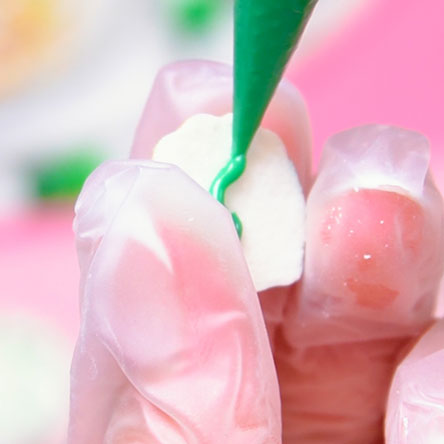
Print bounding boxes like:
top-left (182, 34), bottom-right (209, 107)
top-left (170, 0), bottom-right (224, 34)
top-left (32, 149), bottom-right (102, 201)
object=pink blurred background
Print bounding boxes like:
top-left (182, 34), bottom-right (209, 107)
top-left (290, 0), bottom-right (444, 186)
top-left (1, 0), bottom-right (443, 442)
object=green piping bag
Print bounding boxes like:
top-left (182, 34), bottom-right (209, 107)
top-left (210, 0), bottom-right (318, 236)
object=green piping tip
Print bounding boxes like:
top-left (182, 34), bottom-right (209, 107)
top-left (211, 0), bottom-right (318, 237)
top-left (232, 0), bottom-right (318, 157)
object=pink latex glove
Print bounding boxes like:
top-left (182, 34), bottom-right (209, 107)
top-left (68, 61), bottom-right (444, 443)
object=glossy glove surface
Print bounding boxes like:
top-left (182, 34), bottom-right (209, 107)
top-left (69, 61), bottom-right (444, 444)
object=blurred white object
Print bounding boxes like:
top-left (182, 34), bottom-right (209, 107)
top-left (0, 314), bottom-right (70, 444)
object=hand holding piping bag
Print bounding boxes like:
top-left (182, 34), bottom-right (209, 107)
top-left (68, 2), bottom-right (444, 443)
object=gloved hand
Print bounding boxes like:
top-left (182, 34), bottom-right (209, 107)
top-left (67, 61), bottom-right (444, 444)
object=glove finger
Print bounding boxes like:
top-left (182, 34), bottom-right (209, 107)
top-left (129, 60), bottom-right (313, 348)
top-left (68, 160), bottom-right (281, 443)
top-left (385, 319), bottom-right (444, 444)
top-left (288, 125), bottom-right (444, 345)
top-left (276, 125), bottom-right (444, 443)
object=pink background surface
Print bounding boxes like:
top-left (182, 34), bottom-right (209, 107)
top-left (289, 0), bottom-right (444, 195)
top-left (0, 207), bottom-right (79, 344)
